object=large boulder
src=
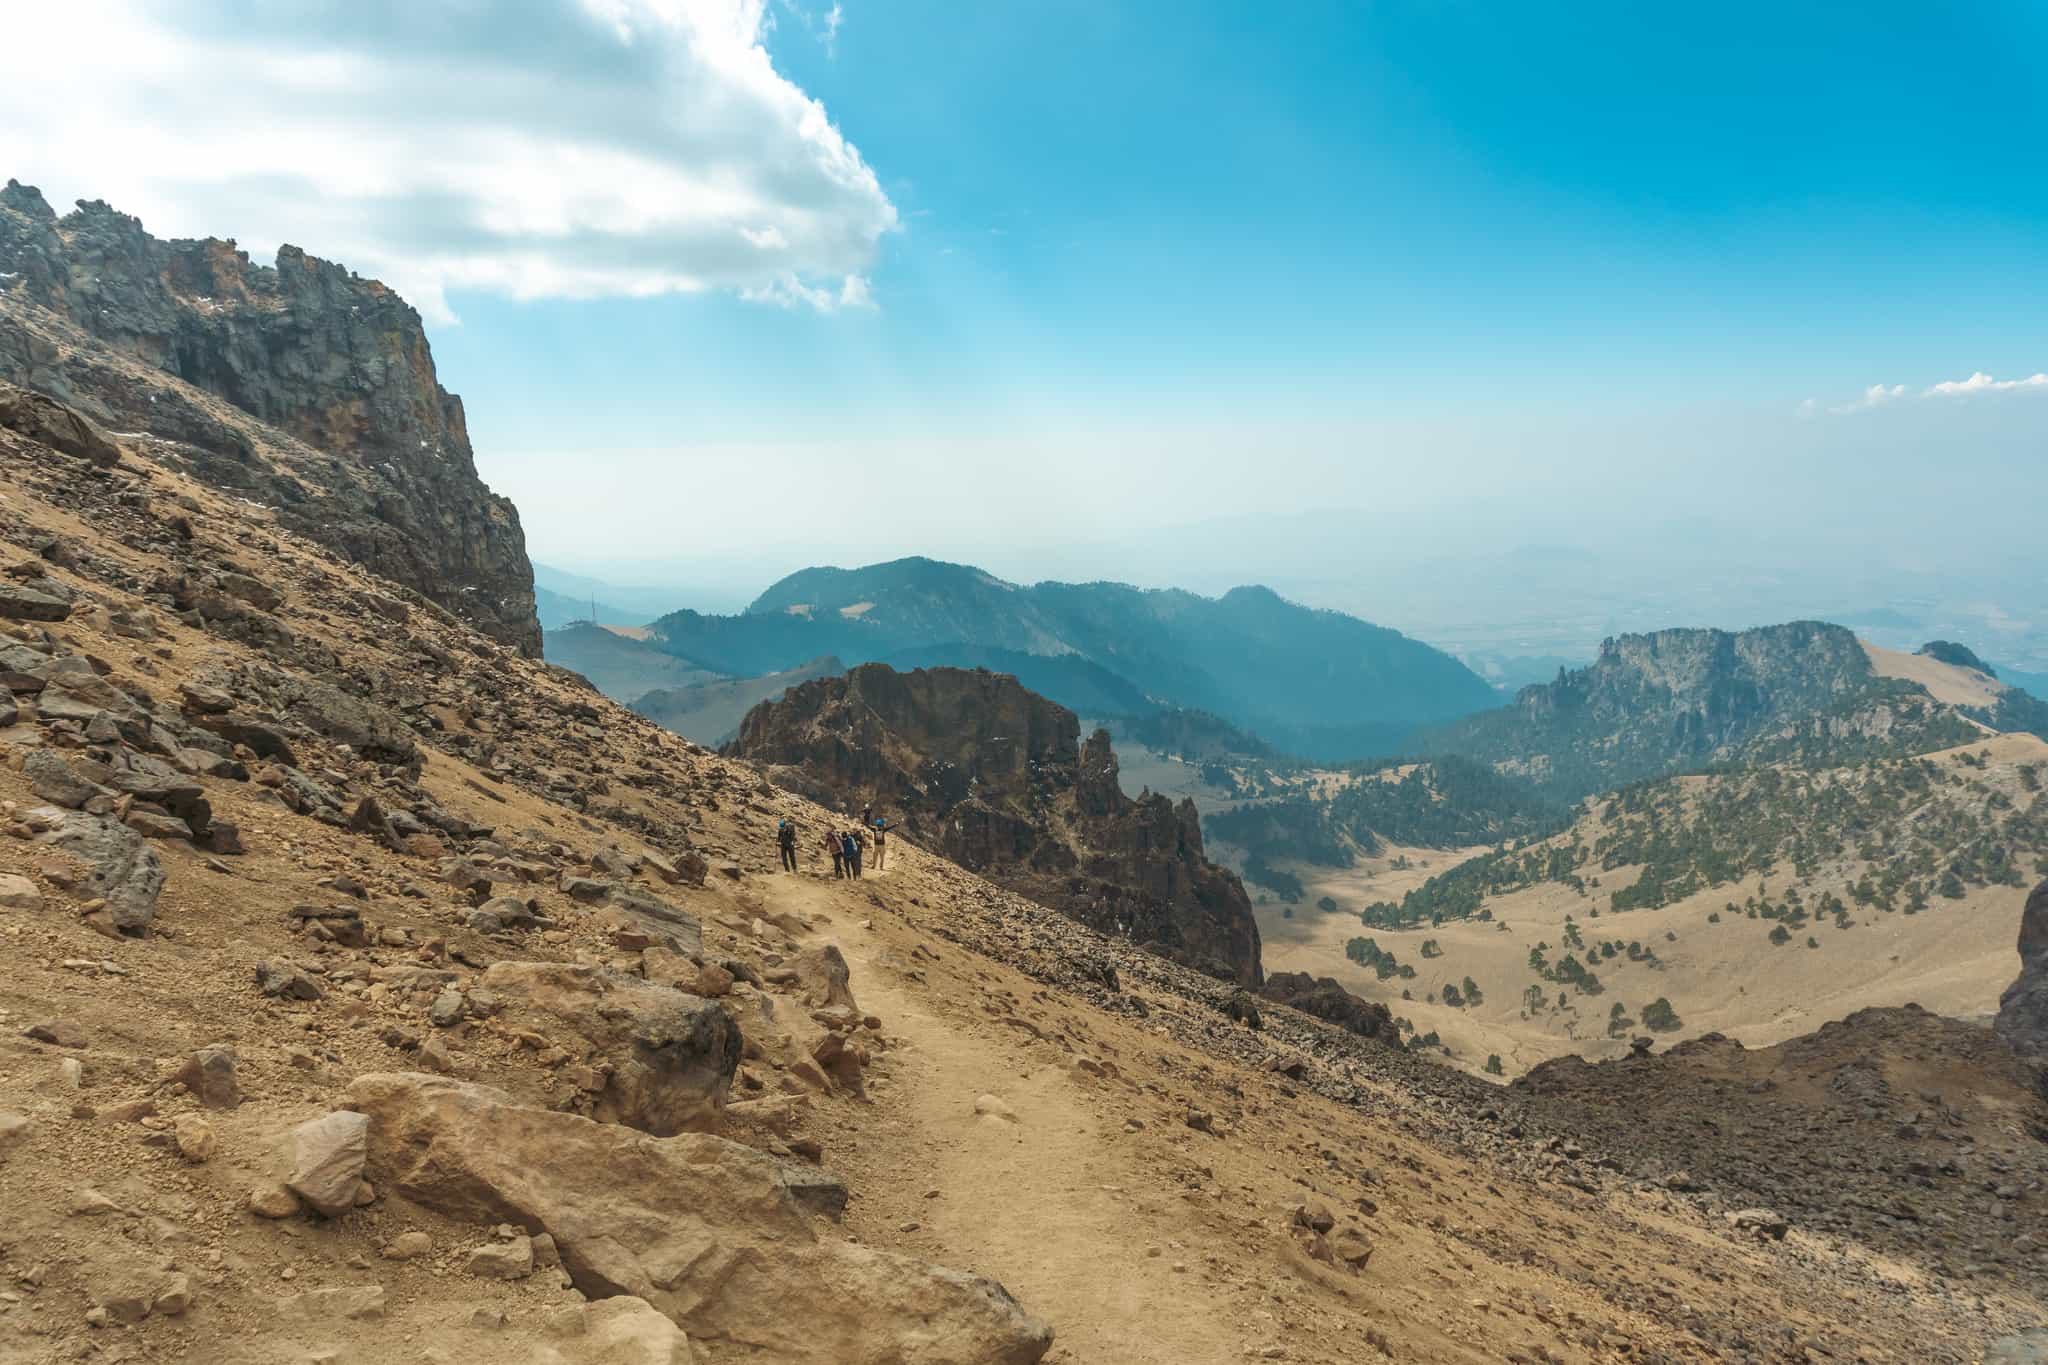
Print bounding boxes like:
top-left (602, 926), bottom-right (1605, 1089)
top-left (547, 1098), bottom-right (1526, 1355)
top-left (345, 1073), bottom-right (1053, 1364)
top-left (36, 811), bottom-right (163, 936)
top-left (479, 962), bottom-right (739, 1135)
top-left (1996, 879), bottom-right (2048, 1059)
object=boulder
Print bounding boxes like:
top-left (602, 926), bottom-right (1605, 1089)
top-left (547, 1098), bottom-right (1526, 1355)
top-left (287, 1110), bottom-right (369, 1217)
top-left (36, 812), bottom-right (162, 936)
top-left (175, 1046), bottom-right (241, 1109)
top-left (1996, 879), bottom-right (2048, 1059)
top-left (346, 1073), bottom-right (1053, 1364)
top-left (0, 380), bottom-right (122, 466)
top-left (24, 750), bottom-right (105, 809)
top-left (0, 873), bottom-right (41, 911)
top-left (480, 962), bottom-right (740, 1135)
top-left (545, 1297), bottom-right (693, 1365)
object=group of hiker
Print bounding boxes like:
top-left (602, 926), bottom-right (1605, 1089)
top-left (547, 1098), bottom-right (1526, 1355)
top-left (775, 805), bottom-right (890, 879)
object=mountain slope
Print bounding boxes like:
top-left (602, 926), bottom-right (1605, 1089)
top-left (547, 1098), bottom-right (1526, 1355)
top-left (1422, 622), bottom-right (1981, 799)
top-left (725, 663), bottom-right (1264, 984)
top-left (542, 622), bottom-right (726, 701)
top-left (653, 557), bottom-right (1496, 759)
top-left (0, 180), bottom-right (540, 654)
top-left (630, 657), bottom-right (842, 746)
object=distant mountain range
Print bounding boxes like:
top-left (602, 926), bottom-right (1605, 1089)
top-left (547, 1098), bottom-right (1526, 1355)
top-left (640, 556), bottom-right (1498, 760)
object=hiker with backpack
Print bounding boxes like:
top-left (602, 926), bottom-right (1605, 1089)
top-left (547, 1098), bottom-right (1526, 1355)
top-left (824, 829), bottom-right (845, 878)
top-left (841, 828), bottom-right (863, 879)
top-left (776, 819), bottom-right (798, 873)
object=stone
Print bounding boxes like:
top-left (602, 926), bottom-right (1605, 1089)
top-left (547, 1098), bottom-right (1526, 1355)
top-left (348, 1072), bottom-right (1054, 1364)
top-left (286, 1110), bottom-right (369, 1217)
top-left (1293, 1202), bottom-right (1336, 1235)
top-left (25, 1019), bottom-right (86, 1048)
top-left (0, 873), bottom-right (41, 911)
top-left (0, 1111), bottom-right (30, 1151)
top-left (429, 987), bottom-right (466, 1028)
top-left (466, 1235), bottom-right (534, 1280)
top-left (255, 959), bottom-right (325, 1000)
top-left (381, 1231), bottom-right (433, 1260)
top-left (176, 1046), bottom-right (241, 1108)
top-left (152, 1274), bottom-right (194, 1316)
top-left (97, 1289), bottom-right (151, 1324)
top-left (37, 812), bottom-right (163, 936)
top-left (248, 1182), bottom-right (302, 1218)
top-left (1725, 1208), bottom-right (1790, 1241)
top-left (173, 1114), bottom-right (217, 1164)
top-left (0, 582), bottom-right (71, 622)
top-left (25, 750), bottom-right (104, 808)
top-left (531, 1232), bottom-right (561, 1269)
top-left (480, 961), bottom-right (740, 1135)
top-left (550, 1296), bottom-right (695, 1364)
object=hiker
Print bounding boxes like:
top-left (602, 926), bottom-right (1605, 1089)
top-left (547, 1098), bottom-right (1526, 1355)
top-left (824, 829), bottom-right (845, 878)
top-left (871, 816), bottom-right (888, 871)
top-left (776, 819), bottom-right (797, 873)
top-left (841, 828), bottom-right (862, 879)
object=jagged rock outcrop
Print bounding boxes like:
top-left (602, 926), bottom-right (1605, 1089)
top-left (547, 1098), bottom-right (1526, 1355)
top-left (1259, 971), bottom-right (1401, 1045)
top-left (1997, 879), bottom-right (2048, 1060)
top-left (1425, 621), bottom-right (1979, 799)
top-left (726, 664), bottom-right (1262, 984)
top-left (0, 179), bottom-right (539, 654)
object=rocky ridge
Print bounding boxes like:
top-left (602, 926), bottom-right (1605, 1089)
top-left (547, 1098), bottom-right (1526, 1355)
top-left (1997, 878), bottom-right (2048, 1059)
top-left (725, 662), bottom-right (1263, 985)
top-left (0, 180), bottom-right (539, 655)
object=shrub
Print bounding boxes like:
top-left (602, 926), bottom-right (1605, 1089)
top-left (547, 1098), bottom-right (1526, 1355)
top-left (1642, 997), bottom-right (1682, 1032)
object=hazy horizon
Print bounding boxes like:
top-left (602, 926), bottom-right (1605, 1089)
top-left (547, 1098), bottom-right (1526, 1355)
top-left (6, 1), bottom-right (2043, 667)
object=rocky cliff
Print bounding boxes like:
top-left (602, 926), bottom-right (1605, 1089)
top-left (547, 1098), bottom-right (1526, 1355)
top-left (1997, 879), bottom-right (2048, 1060)
top-left (1425, 621), bottom-right (1979, 799)
top-left (0, 180), bottom-right (539, 654)
top-left (725, 663), bottom-right (1263, 984)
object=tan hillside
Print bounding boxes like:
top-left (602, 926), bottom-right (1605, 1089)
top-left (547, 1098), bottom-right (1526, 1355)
top-left (1863, 641), bottom-right (2007, 710)
top-left (1255, 734), bottom-right (2048, 1080)
top-left (0, 389), bottom-right (2041, 1362)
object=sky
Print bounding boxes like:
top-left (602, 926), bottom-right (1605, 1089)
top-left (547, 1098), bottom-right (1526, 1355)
top-left (3, 1), bottom-right (2046, 651)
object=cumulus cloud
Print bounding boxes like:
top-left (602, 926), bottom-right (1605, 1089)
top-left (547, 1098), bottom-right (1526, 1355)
top-left (1830, 383), bottom-right (1905, 414)
top-left (0, 0), bottom-right (896, 321)
top-left (1924, 371), bottom-right (2048, 397)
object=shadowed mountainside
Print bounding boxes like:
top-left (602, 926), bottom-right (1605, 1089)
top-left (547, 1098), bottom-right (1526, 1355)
top-left (0, 180), bottom-right (540, 654)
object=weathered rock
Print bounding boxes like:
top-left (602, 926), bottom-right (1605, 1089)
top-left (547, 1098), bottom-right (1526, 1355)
top-left (547, 1296), bottom-right (694, 1365)
top-left (1725, 1208), bottom-right (1790, 1241)
top-left (25, 750), bottom-right (105, 809)
top-left (286, 1110), bottom-right (369, 1217)
top-left (481, 962), bottom-right (740, 1135)
top-left (172, 1114), bottom-right (217, 1164)
top-left (248, 1182), bottom-right (301, 1218)
top-left (0, 581), bottom-right (71, 622)
top-left (347, 1073), bottom-right (1053, 1364)
top-left (276, 1285), bottom-right (386, 1322)
top-left (0, 873), bottom-right (41, 911)
top-left (25, 1019), bottom-right (86, 1048)
top-left (1996, 878), bottom-right (2048, 1058)
top-left (36, 812), bottom-right (162, 936)
top-left (0, 379), bottom-right (121, 466)
top-left (0, 190), bottom-right (540, 653)
top-left (151, 1274), bottom-right (194, 1317)
top-left (175, 1046), bottom-right (241, 1108)
top-left (380, 1230), bottom-right (433, 1261)
top-left (255, 959), bottom-right (325, 1000)
top-left (467, 1235), bottom-right (534, 1280)
top-left (726, 666), bottom-right (1262, 984)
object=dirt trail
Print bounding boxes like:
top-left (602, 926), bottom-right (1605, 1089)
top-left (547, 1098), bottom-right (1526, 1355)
top-left (778, 872), bottom-right (1252, 1364)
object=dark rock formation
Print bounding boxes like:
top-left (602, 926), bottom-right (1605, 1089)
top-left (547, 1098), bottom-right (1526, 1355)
top-left (1259, 971), bottom-right (1401, 1045)
top-left (727, 663), bottom-right (1263, 984)
top-left (0, 180), bottom-right (539, 654)
top-left (1996, 879), bottom-right (2048, 1060)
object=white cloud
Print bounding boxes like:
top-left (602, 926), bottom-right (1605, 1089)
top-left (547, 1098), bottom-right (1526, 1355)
top-left (1924, 371), bottom-right (2048, 397)
top-left (0, 0), bottom-right (896, 322)
top-left (1829, 383), bottom-right (1905, 414)
top-left (824, 3), bottom-right (845, 56)
top-left (1813, 371), bottom-right (2048, 415)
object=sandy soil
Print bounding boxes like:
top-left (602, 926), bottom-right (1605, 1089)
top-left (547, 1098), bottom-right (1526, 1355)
top-left (1864, 641), bottom-right (2006, 709)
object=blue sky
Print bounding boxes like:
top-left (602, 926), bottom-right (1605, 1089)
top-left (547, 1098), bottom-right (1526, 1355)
top-left (4, 0), bottom-right (2046, 609)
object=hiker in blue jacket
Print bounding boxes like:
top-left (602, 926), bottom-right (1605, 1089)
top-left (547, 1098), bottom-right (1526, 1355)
top-left (841, 829), bottom-right (862, 879)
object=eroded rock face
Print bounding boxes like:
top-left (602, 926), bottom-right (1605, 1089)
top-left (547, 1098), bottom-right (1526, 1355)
top-left (1259, 971), bottom-right (1401, 1046)
top-left (346, 1073), bottom-right (1054, 1364)
top-left (726, 664), bottom-right (1262, 984)
top-left (480, 962), bottom-right (740, 1135)
top-left (0, 180), bottom-right (539, 654)
top-left (1996, 879), bottom-right (2048, 1059)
